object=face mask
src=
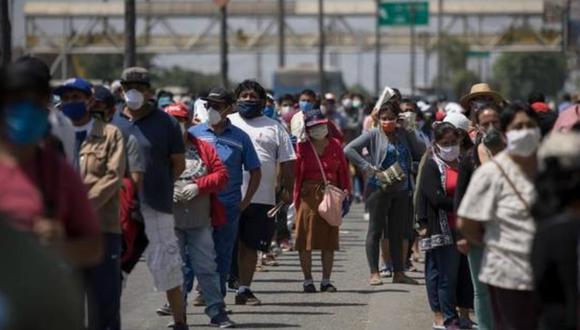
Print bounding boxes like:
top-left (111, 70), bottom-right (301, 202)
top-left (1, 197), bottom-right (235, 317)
top-left (506, 127), bottom-right (541, 157)
top-left (299, 101), bottom-right (314, 113)
top-left (4, 101), bottom-right (49, 145)
top-left (308, 125), bottom-right (328, 140)
top-left (62, 102), bottom-right (88, 122)
top-left (342, 98), bottom-right (353, 108)
top-left (237, 100), bottom-right (262, 119)
top-left (207, 108), bottom-right (222, 126)
top-left (124, 89), bottom-right (144, 110)
top-left (482, 127), bottom-right (504, 151)
top-left (281, 105), bottom-right (292, 114)
top-left (437, 144), bottom-right (461, 162)
top-left (381, 120), bottom-right (397, 133)
top-left (263, 105), bottom-right (276, 119)
top-left (353, 99), bottom-right (362, 109)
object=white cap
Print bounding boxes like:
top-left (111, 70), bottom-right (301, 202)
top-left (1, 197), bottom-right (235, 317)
top-left (444, 102), bottom-right (465, 114)
top-left (538, 131), bottom-right (580, 171)
top-left (417, 100), bottom-right (431, 112)
top-left (443, 112), bottom-right (470, 132)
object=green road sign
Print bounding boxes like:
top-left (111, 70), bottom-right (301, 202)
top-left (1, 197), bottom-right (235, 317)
top-left (465, 50), bottom-right (491, 58)
top-left (378, 1), bottom-right (429, 26)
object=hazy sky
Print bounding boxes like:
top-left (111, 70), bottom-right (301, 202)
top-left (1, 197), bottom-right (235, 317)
top-left (11, 0), bottom-right (548, 94)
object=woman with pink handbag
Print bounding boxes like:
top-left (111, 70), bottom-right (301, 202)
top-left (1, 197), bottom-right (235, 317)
top-left (293, 110), bottom-right (352, 293)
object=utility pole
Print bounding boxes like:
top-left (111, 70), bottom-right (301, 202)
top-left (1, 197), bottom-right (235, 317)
top-left (375, 0), bottom-right (381, 95)
top-left (318, 0), bottom-right (325, 95)
top-left (436, 0), bottom-right (443, 93)
top-left (124, 0), bottom-right (136, 68)
top-left (0, 0), bottom-right (12, 65)
top-left (278, 0), bottom-right (286, 68)
top-left (410, 0), bottom-right (417, 96)
top-left (220, 4), bottom-right (229, 89)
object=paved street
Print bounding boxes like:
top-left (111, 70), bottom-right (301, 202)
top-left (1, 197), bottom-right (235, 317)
top-left (121, 204), bottom-right (432, 330)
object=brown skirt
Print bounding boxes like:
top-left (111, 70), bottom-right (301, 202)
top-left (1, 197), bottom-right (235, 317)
top-left (294, 181), bottom-right (339, 251)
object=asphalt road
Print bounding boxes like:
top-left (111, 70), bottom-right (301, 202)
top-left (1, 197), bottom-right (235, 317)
top-left (121, 204), bottom-right (432, 330)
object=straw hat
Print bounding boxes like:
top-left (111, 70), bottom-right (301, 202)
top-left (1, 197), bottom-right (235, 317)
top-left (459, 83), bottom-right (503, 109)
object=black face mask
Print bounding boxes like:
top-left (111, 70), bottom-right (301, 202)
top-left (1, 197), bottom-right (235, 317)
top-left (482, 127), bottom-right (504, 152)
top-left (237, 100), bottom-right (263, 119)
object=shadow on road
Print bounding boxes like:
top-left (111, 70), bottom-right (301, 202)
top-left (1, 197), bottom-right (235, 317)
top-left (261, 302), bottom-right (367, 308)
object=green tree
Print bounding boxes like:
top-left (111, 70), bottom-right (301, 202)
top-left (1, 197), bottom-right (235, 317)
top-left (492, 52), bottom-right (567, 100)
top-left (151, 66), bottom-right (231, 96)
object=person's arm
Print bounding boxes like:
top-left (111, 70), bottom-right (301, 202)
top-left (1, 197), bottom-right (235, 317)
top-left (293, 143), bottom-right (304, 210)
top-left (86, 128), bottom-right (127, 210)
top-left (343, 130), bottom-right (374, 173)
top-left (336, 143), bottom-right (353, 194)
top-left (171, 153), bottom-right (186, 181)
top-left (168, 115), bottom-right (186, 181)
top-left (404, 129), bottom-right (427, 161)
top-left (196, 140), bottom-right (229, 194)
top-left (454, 156), bottom-right (474, 212)
top-left (418, 159), bottom-right (454, 212)
top-left (456, 218), bottom-right (484, 245)
top-left (241, 168), bottom-right (261, 211)
top-left (279, 160), bottom-right (295, 203)
top-left (125, 134), bottom-right (145, 191)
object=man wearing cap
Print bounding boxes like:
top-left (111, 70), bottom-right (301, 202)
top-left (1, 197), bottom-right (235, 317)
top-left (111, 67), bottom-right (188, 330)
top-left (55, 77), bottom-right (127, 330)
top-left (91, 85), bottom-right (117, 123)
top-left (228, 80), bottom-right (296, 306)
top-left (190, 87), bottom-right (262, 299)
top-left (459, 83), bottom-right (504, 119)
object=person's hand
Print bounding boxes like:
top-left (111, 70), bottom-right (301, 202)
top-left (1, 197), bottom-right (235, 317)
top-left (375, 170), bottom-right (388, 183)
top-left (181, 183), bottom-right (199, 201)
top-left (240, 199), bottom-right (251, 212)
top-left (341, 195), bottom-right (352, 217)
top-left (456, 238), bottom-right (470, 255)
top-left (33, 217), bottom-right (65, 246)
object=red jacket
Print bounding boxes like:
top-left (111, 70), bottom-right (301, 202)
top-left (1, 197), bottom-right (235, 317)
top-left (188, 135), bottom-right (229, 229)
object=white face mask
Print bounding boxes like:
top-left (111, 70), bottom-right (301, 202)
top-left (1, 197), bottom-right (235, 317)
top-left (353, 99), bottom-right (362, 108)
top-left (506, 127), bottom-right (541, 157)
top-left (281, 105), bottom-right (292, 114)
top-left (436, 144), bottom-right (461, 162)
top-left (207, 108), bottom-right (222, 126)
top-left (342, 98), bottom-right (353, 108)
top-left (308, 125), bottom-right (328, 140)
top-left (124, 89), bottom-right (144, 110)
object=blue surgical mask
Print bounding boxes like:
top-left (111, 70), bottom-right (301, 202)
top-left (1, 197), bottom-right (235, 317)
top-left (299, 101), bottom-right (314, 113)
top-left (263, 106), bottom-right (276, 119)
top-left (237, 100), bottom-right (262, 119)
top-left (4, 101), bottom-right (50, 145)
top-left (62, 102), bottom-right (88, 122)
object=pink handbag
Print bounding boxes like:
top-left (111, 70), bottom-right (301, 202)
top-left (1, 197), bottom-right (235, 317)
top-left (309, 141), bottom-right (347, 227)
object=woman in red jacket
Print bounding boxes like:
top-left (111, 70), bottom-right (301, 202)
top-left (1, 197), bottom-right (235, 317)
top-left (164, 103), bottom-right (235, 328)
top-left (294, 110), bottom-right (351, 293)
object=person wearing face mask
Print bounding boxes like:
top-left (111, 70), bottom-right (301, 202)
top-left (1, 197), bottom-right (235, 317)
top-left (111, 67), bottom-right (188, 330)
top-left (415, 122), bottom-right (464, 329)
top-left (344, 100), bottom-right (426, 286)
top-left (452, 102), bottom-right (503, 330)
top-left (340, 93), bottom-right (365, 143)
top-left (228, 80), bottom-right (295, 305)
top-left (190, 87), bottom-right (262, 302)
top-left (459, 83), bottom-right (503, 122)
top-left (162, 103), bottom-right (235, 328)
top-left (458, 103), bottom-right (541, 330)
top-left (294, 110), bottom-right (351, 293)
top-left (55, 77), bottom-right (127, 330)
top-left (290, 89), bottom-right (318, 142)
top-left (277, 94), bottom-right (297, 132)
top-left (90, 85), bottom-right (117, 123)
top-left (263, 93), bottom-right (278, 120)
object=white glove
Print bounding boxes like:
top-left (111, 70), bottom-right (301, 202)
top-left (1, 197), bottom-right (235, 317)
top-left (181, 183), bottom-right (199, 201)
top-left (173, 186), bottom-right (184, 203)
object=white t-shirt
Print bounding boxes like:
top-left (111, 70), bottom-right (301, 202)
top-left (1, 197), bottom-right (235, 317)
top-left (48, 108), bottom-right (75, 164)
top-left (229, 113), bottom-right (296, 206)
top-left (457, 151), bottom-right (536, 291)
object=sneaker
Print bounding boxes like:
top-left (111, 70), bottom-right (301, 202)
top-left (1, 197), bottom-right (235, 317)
top-left (363, 212), bottom-right (370, 221)
top-left (303, 283), bottom-right (316, 293)
top-left (228, 278), bottom-right (239, 292)
top-left (379, 266), bottom-right (392, 278)
top-left (459, 318), bottom-right (477, 329)
top-left (192, 293), bottom-right (206, 307)
top-left (156, 303), bottom-right (172, 316)
top-left (320, 283), bottom-right (337, 293)
top-left (279, 239), bottom-right (293, 252)
top-left (262, 253), bottom-right (279, 266)
top-left (393, 273), bottom-right (419, 285)
top-left (235, 289), bottom-right (261, 305)
top-left (445, 319), bottom-right (461, 330)
top-left (210, 312), bottom-right (236, 328)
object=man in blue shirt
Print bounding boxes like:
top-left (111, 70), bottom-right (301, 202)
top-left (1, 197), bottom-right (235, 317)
top-left (190, 87), bottom-right (262, 297)
top-left (111, 67), bottom-right (188, 330)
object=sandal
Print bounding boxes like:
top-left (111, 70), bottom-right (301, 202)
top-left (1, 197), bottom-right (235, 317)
top-left (369, 277), bottom-right (383, 286)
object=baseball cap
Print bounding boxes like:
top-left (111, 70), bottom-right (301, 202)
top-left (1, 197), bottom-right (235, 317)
top-left (93, 85), bottom-right (115, 108)
top-left (121, 67), bottom-right (151, 86)
top-left (443, 112), bottom-right (470, 132)
top-left (53, 78), bottom-right (93, 97)
top-left (5, 56), bottom-right (51, 93)
top-left (164, 103), bottom-right (190, 120)
top-left (304, 109), bottom-right (328, 128)
top-left (201, 87), bottom-right (235, 105)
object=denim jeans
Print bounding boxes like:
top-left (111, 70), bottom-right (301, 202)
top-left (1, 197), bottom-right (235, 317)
top-left (425, 244), bottom-right (460, 325)
top-left (85, 233), bottom-right (122, 330)
top-left (467, 246), bottom-right (493, 330)
top-left (175, 226), bottom-right (225, 319)
top-left (212, 204), bottom-right (240, 297)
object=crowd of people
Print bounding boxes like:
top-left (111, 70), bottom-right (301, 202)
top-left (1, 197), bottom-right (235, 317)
top-left (0, 54), bottom-right (579, 330)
